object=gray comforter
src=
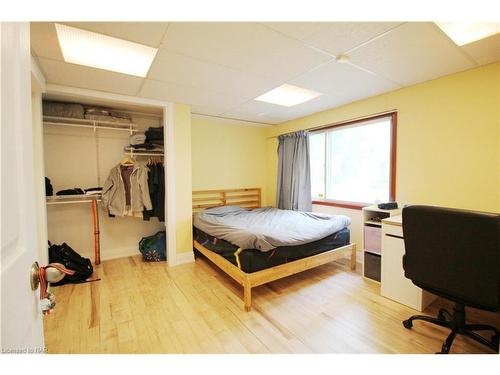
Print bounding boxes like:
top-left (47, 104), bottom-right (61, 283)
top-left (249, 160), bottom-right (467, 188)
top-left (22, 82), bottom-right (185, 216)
top-left (193, 206), bottom-right (351, 252)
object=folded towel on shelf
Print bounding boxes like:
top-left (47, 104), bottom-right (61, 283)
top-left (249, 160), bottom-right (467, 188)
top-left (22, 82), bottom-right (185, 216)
top-left (124, 145), bottom-right (163, 153)
top-left (84, 106), bottom-right (132, 123)
top-left (56, 188), bottom-right (85, 196)
top-left (109, 111), bottom-right (132, 121)
top-left (84, 187), bottom-right (103, 196)
top-left (150, 139), bottom-right (164, 145)
top-left (130, 143), bottom-right (156, 150)
top-left (129, 132), bottom-right (147, 145)
top-left (145, 127), bottom-right (163, 142)
top-left (43, 101), bottom-right (84, 119)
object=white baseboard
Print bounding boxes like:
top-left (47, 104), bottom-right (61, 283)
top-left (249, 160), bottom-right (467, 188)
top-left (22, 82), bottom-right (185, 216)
top-left (100, 246), bottom-right (139, 262)
top-left (172, 251), bottom-right (195, 266)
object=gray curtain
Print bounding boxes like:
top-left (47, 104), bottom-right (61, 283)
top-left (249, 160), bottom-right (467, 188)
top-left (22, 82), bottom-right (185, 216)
top-left (276, 130), bottom-right (312, 212)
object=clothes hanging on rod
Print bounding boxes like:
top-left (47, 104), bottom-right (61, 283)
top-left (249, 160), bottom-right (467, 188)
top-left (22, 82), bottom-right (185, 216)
top-left (143, 157), bottom-right (165, 222)
top-left (101, 161), bottom-right (152, 217)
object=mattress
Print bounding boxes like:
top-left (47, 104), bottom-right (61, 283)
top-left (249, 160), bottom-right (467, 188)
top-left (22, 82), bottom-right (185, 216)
top-left (193, 227), bottom-right (350, 273)
top-left (193, 205), bottom-right (351, 252)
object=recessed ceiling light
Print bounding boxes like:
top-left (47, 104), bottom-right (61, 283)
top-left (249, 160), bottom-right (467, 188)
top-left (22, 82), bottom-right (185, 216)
top-left (435, 22), bottom-right (499, 46)
top-left (254, 84), bottom-right (321, 107)
top-left (55, 23), bottom-right (158, 77)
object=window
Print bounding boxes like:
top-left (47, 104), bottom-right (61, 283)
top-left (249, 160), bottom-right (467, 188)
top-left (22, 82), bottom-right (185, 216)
top-left (309, 113), bottom-right (396, 209)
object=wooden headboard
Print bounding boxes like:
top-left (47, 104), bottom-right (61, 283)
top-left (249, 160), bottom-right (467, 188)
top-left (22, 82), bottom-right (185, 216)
top-left (192, 188), bottom-right (261, 212)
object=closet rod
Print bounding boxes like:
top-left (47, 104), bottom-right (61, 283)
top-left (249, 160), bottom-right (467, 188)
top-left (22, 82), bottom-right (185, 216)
top-left (44, 121), bottom-right (138, 132)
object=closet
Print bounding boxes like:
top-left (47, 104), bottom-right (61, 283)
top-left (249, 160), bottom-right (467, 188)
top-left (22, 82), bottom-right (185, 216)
top-left (42, 95), bottom-right (167, 263)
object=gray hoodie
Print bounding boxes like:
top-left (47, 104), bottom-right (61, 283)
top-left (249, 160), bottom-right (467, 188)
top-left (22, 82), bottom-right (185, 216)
top-left (101, 163), bottom-right (152, 216)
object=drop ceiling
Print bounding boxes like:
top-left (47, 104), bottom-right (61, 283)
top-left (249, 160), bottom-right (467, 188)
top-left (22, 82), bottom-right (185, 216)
top-left (30, 22), bottom-right (499, 125)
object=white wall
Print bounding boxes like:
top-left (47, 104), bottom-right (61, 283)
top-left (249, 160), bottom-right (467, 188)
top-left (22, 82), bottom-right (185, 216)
top-left (44, 113), bottom-right (165, 261)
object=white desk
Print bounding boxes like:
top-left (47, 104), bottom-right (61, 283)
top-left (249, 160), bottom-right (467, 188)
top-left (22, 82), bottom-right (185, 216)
top-left (381, 214), bottom-right (436, 311)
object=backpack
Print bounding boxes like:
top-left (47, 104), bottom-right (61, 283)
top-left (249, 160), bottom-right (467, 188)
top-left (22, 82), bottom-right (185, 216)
top-left (48, 242), bottom-right (93, 285)
top-left (139, 231), bottom-right (166, 261)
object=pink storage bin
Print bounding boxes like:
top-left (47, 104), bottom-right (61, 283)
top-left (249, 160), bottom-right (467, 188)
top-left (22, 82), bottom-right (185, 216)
top-left (364, 226), bottom-right (381, 254)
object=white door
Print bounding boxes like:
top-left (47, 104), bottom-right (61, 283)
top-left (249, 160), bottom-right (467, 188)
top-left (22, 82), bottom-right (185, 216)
top-left (1, 22), bottom-right (45, 353)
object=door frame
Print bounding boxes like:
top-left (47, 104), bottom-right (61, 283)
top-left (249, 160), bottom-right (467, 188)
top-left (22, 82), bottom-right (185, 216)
top-left (31, 55), bottom-right (48, 265)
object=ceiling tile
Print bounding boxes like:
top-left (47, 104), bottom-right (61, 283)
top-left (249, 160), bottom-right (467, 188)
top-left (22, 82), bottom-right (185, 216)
top-left (138, 79), bottom-right (247, 109)
top-left (223, 89), bottom-right (368, 124)
top-left (220, 110), bottom-right (289, 125)
top-left (349, 22), bottom-right (475, 86)
top-left (31, 22), bottom-right (496, 125)
top-left (303, 22), bottom-right (404, 56)
top-left (221, 99), bottom-right (305, 123)
top-left (31, 22), bottom-right (64, 61)
top-left (262, 22), bottom-right (323, 40)
top-left (460, 33), bottom-right (500, 66)
top-left (222, 99), bottom-right (296, 116)
top-left (62, 22), bottom-right (169, 47)
top-left (191, 104), bottom-right (235, 117)
top-left (288, 94), bottom-right (354, 117)
top-left (148, 49), bottom-right (280, 99)
top-left (161, 22), bottom-right (332, 81)
top-left (38, 58), bottom-right (143, 96)
top-left (289, 60), bottom-right (401, 102)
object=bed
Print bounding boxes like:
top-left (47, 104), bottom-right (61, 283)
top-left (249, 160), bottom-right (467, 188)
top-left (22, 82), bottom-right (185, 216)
top-left (192, 188), bottom-right (356, 311)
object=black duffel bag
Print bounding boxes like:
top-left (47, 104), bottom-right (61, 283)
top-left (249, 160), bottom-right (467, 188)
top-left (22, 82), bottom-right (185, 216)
top-left (48, 242), bottom-right (93, 285)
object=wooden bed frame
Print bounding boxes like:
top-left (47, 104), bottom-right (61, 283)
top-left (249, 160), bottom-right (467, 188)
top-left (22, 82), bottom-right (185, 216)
top-left (192, 188), bottom-right (356, 311)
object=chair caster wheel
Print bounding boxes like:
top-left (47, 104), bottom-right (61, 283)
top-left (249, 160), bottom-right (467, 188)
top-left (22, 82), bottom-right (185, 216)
top-left (403, 319), bottom-right (413, 329)
top-left (437, 308), bottom-right (450, 322)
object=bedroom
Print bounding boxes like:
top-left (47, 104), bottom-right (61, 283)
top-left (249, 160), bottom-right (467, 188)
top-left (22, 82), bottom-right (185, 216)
top-left (1, 0), bottom-right (499, 369)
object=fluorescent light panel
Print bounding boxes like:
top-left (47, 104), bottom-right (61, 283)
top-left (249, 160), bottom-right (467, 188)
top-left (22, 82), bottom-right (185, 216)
top-left (255, 84), bottom-right (321, 107)
top-left (55, 23), bottom-right (158, 77)
top-left (436, 22), bottom-right (499, 46)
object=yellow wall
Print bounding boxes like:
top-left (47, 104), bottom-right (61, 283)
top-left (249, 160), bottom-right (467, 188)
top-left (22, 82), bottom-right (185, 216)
top-left (191, 115), bottom-right (269, 204)
top-left (173, 103), bottom-right (193, 254)
top-left (266, 62), bottom-right (500, 213)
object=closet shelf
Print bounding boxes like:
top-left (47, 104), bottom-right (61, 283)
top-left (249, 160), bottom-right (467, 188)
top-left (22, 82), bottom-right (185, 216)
top-left (124, 151), bottom-right (164, 157)
top-left (46, 194), bottom-right (101, 205)
top-left (43, 115), bottom-right (139, 133)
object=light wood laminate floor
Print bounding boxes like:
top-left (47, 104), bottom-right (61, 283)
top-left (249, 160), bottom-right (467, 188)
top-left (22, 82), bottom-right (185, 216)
top-left (43, 255), bottom-right (499, 354)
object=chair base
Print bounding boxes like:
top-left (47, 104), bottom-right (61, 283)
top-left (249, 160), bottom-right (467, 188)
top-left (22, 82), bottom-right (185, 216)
top-left (403, 303), bottom-right (499, 354)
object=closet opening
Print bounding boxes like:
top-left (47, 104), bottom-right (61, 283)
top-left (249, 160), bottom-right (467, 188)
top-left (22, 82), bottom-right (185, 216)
top-left (41, 95), bottom-right (168, 266)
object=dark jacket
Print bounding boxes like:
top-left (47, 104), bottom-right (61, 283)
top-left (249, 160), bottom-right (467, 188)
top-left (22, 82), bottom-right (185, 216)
top-left (143, 162), bottom-right (165, 222)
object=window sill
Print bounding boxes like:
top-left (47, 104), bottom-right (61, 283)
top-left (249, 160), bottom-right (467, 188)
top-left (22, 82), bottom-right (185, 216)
top-left (312, 200), bottom-right (370, 210)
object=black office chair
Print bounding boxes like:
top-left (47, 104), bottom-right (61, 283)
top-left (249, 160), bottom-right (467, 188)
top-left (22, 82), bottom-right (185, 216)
top-left (401, 205), bottom-right (499, 354)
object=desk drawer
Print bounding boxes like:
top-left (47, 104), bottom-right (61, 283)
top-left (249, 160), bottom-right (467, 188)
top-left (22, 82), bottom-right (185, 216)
top-left (364, 225), bottom-right (381, 254)
top-left (382, 222), bottom-right (403, 238)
